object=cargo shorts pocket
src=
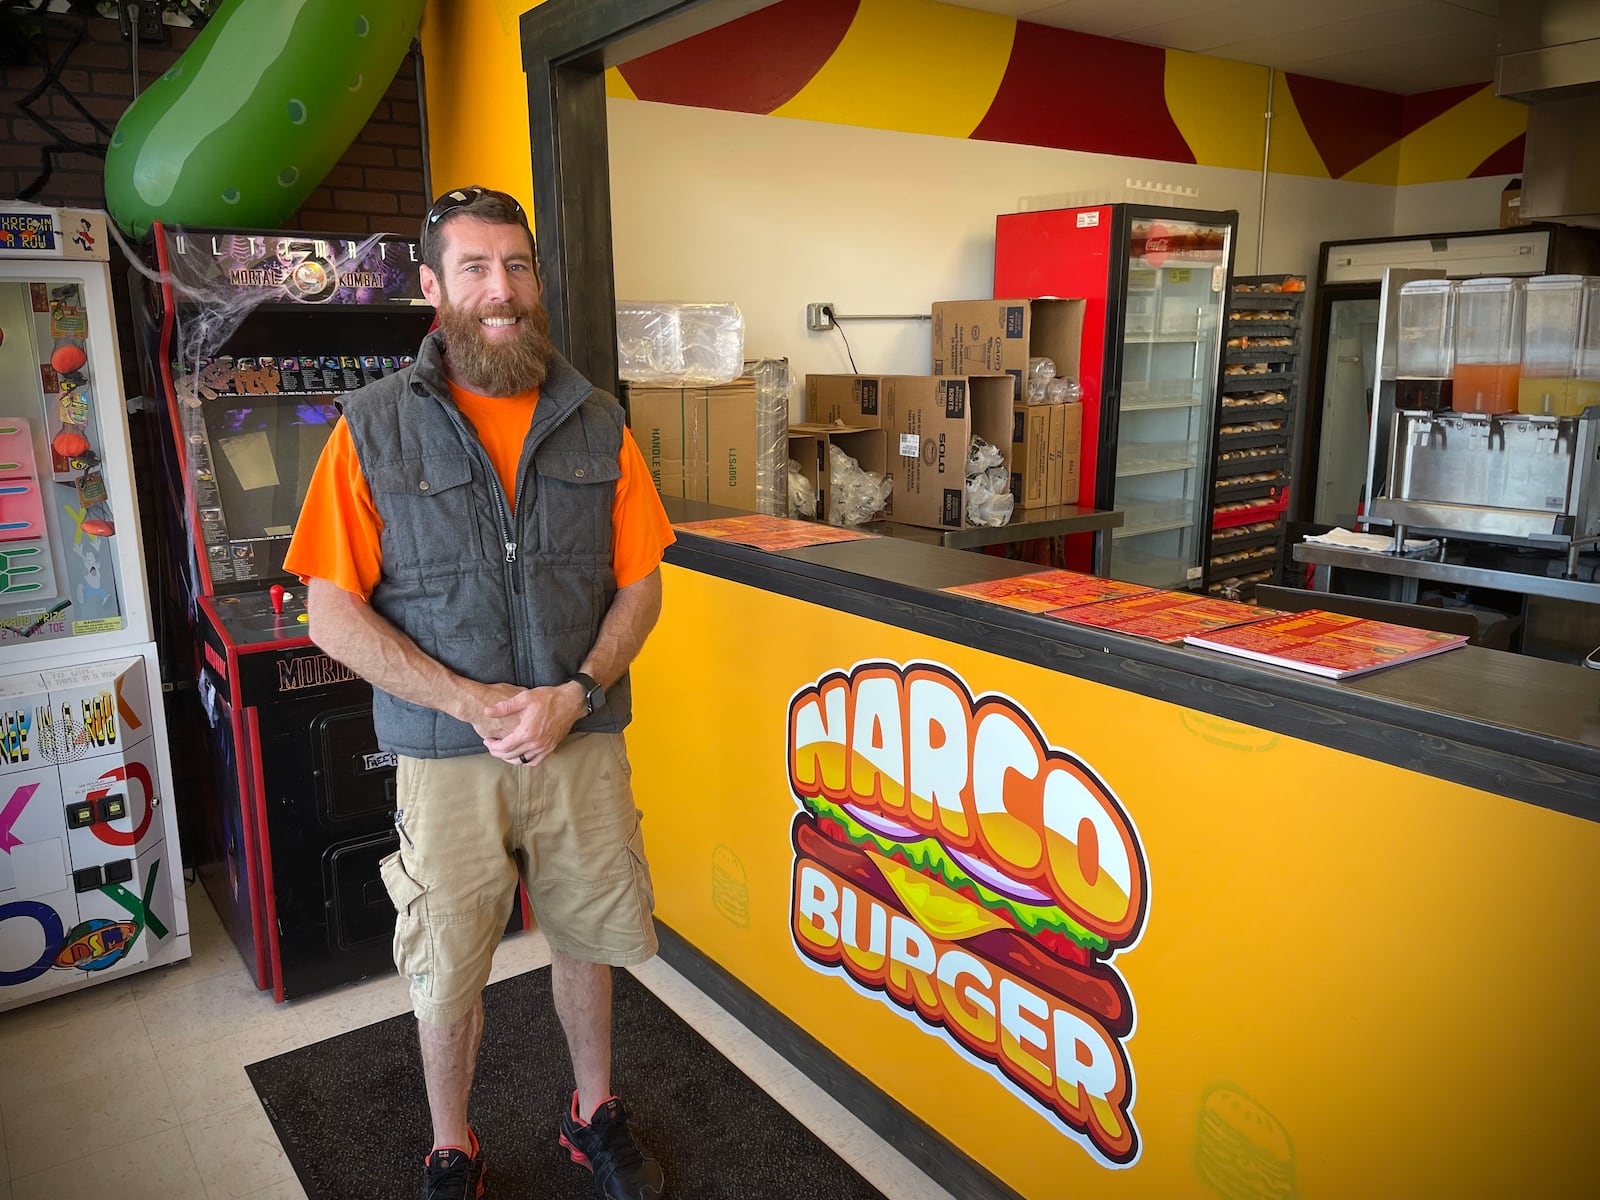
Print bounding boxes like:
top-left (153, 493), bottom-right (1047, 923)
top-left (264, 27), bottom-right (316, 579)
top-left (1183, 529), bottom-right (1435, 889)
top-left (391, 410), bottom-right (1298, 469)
top-left (379, 850), bottom-right (433, 985)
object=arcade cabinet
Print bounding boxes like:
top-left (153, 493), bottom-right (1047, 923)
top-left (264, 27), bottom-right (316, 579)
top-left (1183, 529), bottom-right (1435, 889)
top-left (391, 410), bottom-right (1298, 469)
top-left (134, 225), bottom-right (449, 1000)
top-left (0, 205), bottom-right (188, 1011)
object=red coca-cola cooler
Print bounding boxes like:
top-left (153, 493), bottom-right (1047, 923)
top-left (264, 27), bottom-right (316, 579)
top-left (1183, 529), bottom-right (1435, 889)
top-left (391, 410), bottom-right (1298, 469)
top-left (996, 204), bottom-right (1238, 589)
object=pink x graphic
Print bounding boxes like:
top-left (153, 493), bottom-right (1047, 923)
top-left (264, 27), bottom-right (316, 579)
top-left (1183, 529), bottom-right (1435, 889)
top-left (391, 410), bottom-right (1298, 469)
top-left (0, 783), bottom-right (40, 852)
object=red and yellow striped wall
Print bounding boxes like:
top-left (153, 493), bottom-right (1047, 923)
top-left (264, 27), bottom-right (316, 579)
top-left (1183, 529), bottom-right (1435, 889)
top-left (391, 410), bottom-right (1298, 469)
top-left (419, 0), bottom-right (1526, 208)
top-left (601, 0), bottom-right (1526, 186)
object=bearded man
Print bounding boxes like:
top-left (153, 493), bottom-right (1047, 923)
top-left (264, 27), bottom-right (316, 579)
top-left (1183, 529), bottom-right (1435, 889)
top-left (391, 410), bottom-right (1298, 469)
top-left (286, 186), bottom-right (673, 1200)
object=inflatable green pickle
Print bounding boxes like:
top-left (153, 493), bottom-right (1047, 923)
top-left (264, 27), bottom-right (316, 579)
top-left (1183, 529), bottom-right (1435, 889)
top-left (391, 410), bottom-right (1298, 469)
top-left (105, 0), bottom-right (427, 238)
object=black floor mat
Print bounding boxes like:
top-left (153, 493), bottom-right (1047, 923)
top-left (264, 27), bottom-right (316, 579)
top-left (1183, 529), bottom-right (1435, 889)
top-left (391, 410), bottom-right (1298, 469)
top-left (246, 965), bottom-right (889, 1199)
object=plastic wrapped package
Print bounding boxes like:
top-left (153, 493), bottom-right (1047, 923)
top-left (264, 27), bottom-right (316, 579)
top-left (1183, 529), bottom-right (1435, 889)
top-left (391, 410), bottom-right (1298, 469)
top-left (786, 458), bottom-right (816, 520)
top-left (616, 301), bottom-right (744, 385)
top-left (745, 358), bottom-right (792, 515)
top-left (965, 435), bottom-right (1014, 527)
top-left (828, 443), bottom-right (892, 526)
top-left (1026, 356), bottom-right (1057, 404)
top-left (1045, 377), bottom-right (1082, 404)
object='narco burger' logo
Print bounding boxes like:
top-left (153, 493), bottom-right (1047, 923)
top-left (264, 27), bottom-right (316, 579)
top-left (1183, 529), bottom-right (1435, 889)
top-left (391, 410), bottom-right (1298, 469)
top-left (787, 661), bottom-right (1149, 1166)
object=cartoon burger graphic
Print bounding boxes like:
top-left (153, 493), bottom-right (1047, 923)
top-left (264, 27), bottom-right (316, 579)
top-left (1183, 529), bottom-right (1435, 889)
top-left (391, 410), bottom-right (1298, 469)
top-left (787, 662), bottom-right (1149, 1166)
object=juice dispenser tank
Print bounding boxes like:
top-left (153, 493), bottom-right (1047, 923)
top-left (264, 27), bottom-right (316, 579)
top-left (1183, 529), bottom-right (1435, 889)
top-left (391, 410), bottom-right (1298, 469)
top-left (1453, 277), bottom-right (1523, 415)
top-left (1574, 277), bottom-right (1600, 413)
top-left (1396, 279), bottom-right (1455, 411)
top-left (1519, 275), bottom-right (1584, 417)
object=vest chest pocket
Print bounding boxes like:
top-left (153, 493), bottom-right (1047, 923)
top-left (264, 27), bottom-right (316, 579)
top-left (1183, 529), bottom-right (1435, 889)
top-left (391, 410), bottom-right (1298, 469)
top-left (369, 454), bottom-right (486, 571)
top-left (533, 450), bottom-right (620, 558)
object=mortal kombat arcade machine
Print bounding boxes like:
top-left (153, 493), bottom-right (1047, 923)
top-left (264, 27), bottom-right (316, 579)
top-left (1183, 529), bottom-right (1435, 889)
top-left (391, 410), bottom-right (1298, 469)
top-left (0, 205), bottom-right (188, 1011)
top-left (135, 225), bottom-right (451, 1000)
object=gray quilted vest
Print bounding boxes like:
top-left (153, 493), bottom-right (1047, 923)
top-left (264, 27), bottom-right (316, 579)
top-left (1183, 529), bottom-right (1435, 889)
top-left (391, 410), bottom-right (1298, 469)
top-left (341, 330), bottom-right (630, 757)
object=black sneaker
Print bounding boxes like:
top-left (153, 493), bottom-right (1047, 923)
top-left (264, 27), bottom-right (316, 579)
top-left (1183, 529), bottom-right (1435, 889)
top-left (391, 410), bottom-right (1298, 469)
top-left (558, 1093), bottom-right (666, 1200)
top-left (421, 1128), bottom-right (486, 1199)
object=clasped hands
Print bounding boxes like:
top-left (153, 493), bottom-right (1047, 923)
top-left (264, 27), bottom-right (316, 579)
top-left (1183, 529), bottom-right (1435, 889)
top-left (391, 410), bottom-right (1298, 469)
top-left (469, 681), bottom-right (584, 767)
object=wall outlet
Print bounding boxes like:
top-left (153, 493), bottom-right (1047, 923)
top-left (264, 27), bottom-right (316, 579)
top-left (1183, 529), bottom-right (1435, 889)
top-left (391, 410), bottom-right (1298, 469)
top-left (118, 2), bottom-right (167, 44)
top-left (806, 302), bottom-right (835, 332)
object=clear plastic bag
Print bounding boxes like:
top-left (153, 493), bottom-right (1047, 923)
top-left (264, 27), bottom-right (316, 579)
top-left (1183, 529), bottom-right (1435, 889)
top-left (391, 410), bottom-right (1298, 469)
top-left (828, 443), bottom-right (892, 526)
top-left (1026, 356), bottom-right (1057, 405)
top-left (1045, 377), bottom-right (1082, 404)
top-left (617, 301), bottom-right (744, 385)
top-left (746, 358), bottom-right (792, 515)
top-left (965, 435), bottom-right (1013, 527)
top-left (787, 457), bottom-right (816, 520)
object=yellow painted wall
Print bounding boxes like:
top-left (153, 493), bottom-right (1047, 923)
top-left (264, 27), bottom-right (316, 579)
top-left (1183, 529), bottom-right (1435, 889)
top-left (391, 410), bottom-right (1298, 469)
top-left (418, 0), bottom-right (542, 215)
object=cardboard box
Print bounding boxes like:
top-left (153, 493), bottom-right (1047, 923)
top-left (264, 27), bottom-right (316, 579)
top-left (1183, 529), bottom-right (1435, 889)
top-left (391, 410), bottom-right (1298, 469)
top-left (889, 375), bottom-right (1013, 529)
top-left (931, 298), bottom-right (1086, 402)
top-left (1052, 402), bottom-right (1084, 506)
top-left (626, 377), bottom-right (759, 511)
top-left (1010, 403), bottom-right (1053, 509)
top-left (805, 375), bottom-right (890, 428)
top-left (1500, 178), bottom-right (1530, 228)
top-left (825, 428), bottom-right (889, 525)
top-left (785, 422), bottom-right (836, 521)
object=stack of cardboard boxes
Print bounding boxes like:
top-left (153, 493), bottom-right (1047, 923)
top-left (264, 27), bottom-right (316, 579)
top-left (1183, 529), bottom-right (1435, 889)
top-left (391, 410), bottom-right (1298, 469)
top-left (625, 298), bottom-right (1086, 532)
top-left (931, 298), bottom-right (1085, 514)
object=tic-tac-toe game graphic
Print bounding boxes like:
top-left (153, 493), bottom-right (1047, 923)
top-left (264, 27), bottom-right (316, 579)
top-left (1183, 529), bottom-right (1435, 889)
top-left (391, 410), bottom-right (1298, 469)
top-left (0, 658), bottom-right (186, 1010)
top-left (0, 206), bottom-right (188, 1008)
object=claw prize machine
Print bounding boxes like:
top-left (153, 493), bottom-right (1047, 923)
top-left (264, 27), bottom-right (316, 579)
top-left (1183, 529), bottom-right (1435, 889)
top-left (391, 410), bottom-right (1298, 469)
top-left (0, 205), bottom-right (188, 1011)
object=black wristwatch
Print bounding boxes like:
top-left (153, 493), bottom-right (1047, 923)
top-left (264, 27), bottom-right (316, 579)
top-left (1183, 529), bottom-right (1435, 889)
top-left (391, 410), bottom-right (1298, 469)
top-left (570, 672), bottom-right (604, 716)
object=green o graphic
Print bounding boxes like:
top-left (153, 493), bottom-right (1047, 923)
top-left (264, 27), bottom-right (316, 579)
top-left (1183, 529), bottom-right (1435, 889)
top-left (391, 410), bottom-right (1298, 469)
top-left (288, 98), bottom-right (307, 124)
top-left (277, 167), bottom-right (299, 187)
top-left (354, 15), bottom-right (370, 36)
top-left (221, 188), bottom-right (241, 204)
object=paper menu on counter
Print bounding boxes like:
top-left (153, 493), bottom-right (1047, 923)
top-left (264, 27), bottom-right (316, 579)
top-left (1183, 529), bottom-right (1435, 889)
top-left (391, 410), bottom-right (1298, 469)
top-left (942, 571), bottom-right (1156, 614)
top-left (672, 514), bottom-right (878, 551)
top-left (1047, 590), bottom-right (1275, 643)
top-left (1183, 610), bottom-right (1468, 679)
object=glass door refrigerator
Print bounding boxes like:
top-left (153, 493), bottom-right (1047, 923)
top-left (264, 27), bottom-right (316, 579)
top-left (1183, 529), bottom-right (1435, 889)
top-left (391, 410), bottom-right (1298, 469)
top-left (996, 204), bottom-right (1238, 589)
top-left (0, 206), bottom-right (189, 1012)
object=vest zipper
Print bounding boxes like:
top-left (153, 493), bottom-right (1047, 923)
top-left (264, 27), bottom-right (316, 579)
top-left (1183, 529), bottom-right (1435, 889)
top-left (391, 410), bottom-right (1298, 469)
top-left (438, 405), bottom-right (525, 665)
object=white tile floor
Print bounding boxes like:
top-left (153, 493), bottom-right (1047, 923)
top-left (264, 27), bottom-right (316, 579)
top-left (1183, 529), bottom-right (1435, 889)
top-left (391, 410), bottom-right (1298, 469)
top-left (0, 879), bottom-right (959, 1200)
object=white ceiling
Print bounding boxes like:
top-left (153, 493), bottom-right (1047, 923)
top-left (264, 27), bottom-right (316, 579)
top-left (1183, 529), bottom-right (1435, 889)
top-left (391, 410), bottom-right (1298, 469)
top-left (952, 0), bottom-right (1502, 94)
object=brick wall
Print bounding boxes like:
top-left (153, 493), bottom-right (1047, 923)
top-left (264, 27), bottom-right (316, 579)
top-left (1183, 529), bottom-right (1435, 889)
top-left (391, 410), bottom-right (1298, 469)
top-left (0, 9), bottom-right (429, 389)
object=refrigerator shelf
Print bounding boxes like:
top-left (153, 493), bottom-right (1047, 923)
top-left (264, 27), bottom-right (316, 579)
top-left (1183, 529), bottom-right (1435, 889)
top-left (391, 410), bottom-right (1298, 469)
top-left (1212, 480), bottom-right (1286, 505)
top-left (1126, 332), bottom-right (1210, 345)
top-left (1207, 569), bottom-right (1277, 600)
top-left (1227, 292), bottom-right (1303, 312)
top-left (1210, 526), bottom-right (1282, 555)
top-left (1222, 371), bottom-right (1297, 394)
top-left (1226, 346), bottom-right (1299, 365)
top-left (1118, 440), bottom-right (1200, 476)
top-left (1115, 515), bottom-right (1197, 540)
top-left (1217, 428), bottom-right (1287, 451)
top-left (1215, 451), bottom-right (1289, 478)
top-left (1122, 388), bottom-right (1204, 410)
top-left (1115, 500), bottom-right (1198, 539)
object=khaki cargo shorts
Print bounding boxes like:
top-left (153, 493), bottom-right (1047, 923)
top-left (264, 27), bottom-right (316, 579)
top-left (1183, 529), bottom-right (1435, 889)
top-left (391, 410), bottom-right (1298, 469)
top-left (378, 731), bottom-right (657, 1025)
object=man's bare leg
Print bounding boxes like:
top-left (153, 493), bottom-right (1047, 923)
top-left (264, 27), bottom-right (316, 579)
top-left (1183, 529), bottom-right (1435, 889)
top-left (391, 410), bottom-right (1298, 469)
top-left (552, 950), bottom-right (612, 1118)
top-left (419, 1000), bottom-right (484, 1149)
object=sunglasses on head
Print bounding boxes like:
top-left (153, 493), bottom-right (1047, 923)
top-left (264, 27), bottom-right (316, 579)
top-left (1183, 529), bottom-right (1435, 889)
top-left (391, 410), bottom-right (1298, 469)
top-left (425, 186), bottom-right (527, 226)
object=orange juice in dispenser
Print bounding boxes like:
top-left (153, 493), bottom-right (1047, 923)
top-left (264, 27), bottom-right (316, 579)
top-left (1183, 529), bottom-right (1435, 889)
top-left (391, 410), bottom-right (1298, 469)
top-left (1518, 275), bottom-right (1585, 416)
top-left (1453, 277), bottom-right (1523, 415)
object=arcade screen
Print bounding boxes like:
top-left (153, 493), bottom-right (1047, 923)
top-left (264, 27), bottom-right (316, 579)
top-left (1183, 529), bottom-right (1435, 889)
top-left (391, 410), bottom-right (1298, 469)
top-left (0, 276), bottom-right (129, 646)
top-left (201, 396), bottom-right (339, 542)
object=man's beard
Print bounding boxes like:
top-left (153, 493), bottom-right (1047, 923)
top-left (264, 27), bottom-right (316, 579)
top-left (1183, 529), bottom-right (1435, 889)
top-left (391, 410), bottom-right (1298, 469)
top-left (437, 291), bottom-right (554, 396)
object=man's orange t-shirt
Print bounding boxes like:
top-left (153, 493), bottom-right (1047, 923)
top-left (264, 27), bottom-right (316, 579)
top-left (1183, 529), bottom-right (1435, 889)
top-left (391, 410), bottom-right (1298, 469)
top-left (284, 381), bottom-right (674, 599)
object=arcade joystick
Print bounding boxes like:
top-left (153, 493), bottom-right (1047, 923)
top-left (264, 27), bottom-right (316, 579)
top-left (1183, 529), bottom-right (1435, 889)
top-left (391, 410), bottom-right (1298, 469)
top-left (269, 584), bottom-right (286, 615)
